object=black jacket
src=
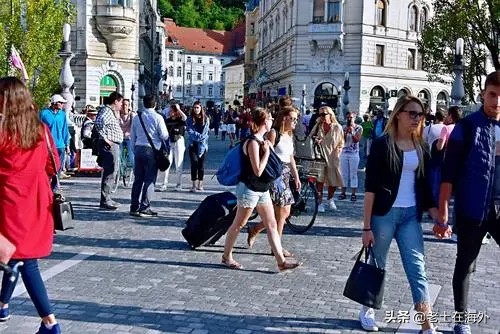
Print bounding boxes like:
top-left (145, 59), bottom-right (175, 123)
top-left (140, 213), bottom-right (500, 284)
top-left (365, 135), bottom-right (435, 219)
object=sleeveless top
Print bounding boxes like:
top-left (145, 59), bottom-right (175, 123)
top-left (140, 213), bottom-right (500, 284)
top-left (241, 136), bottom-right (273, 192)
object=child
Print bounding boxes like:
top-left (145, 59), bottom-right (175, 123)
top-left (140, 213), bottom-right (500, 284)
top-left (220, 122), bottom-right (227, 141)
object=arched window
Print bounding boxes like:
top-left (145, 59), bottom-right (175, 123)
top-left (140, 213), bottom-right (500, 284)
top-left (276, 15), bottom-right (280, 37)
top-left (290, 0), bottom-right (294, 27)
top-left (168, 51), bottom-right (174, 62)
top-left (376, 0), bottom-right (386, 26)
top-left (398, 88), bottom-right (410, 98)
top-left (269, 20), bottom-right (274, 42)
top-left (418, 89), bottom-right (430, 107)
top-left (176, 66), bottom-right (182, 77)
top-left (168, 66), bottom-right (173, 77)
top-left (99, 75), bottom-right (118, 104)
top-left (409, 5), bottom-right (418, 31)
top-left (437, 91), bottom-right (448, 111)
top-left (419, 7), bottom-right (427, 31)
top-left (407, 49), bottom-right (416, 69)
top-left (283, 7), bottom-right (288, 30)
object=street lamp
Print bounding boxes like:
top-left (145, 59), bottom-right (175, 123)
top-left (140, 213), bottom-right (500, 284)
top-left (130, 83), bottom-right (135, 111)
top-left (337, 92), bottom-right (344, 121)
top-left (342, 71), bottom-right (351, 117)
top-left (301, 84), bottom-right (307, 116)
top-left (383, 89), bottom-right (390, 114)
top-left (138, 64), bottom-right (145, 110)
top-left (58, 23), bottom-right (74, 114)
top-left (450, 38), bottom-right (465, 106)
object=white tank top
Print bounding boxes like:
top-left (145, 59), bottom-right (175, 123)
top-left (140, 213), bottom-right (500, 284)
top-left (393, 150), bottom-right (418, 208)
top-left (274, 133), bottom-right (294, 163)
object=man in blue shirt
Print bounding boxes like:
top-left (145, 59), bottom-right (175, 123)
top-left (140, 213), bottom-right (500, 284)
top-left (130, 94), bottom-right (169, 217)
top-left (39, 94), bottom-right (70, 181)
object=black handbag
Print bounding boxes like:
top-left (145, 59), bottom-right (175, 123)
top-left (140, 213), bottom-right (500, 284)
top-left (45, 131), bottom-right (74, 231)
top-left (138, 113), bottom-right (171, 172)
top-left (343, 246), bottom-right (386, 309)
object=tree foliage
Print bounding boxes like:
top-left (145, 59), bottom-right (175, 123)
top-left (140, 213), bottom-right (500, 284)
top-left (418, 0), bottom-right (500, 102)
top-left (0, 0), bottom-right (75, 107)
top-left (157, 0), bottom-right (245, 30)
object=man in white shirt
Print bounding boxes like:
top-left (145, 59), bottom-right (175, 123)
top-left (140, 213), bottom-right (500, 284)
top-left (129, 94), bottom-right (169, 217)
top-left (423, 110), bottom-right (445, 147)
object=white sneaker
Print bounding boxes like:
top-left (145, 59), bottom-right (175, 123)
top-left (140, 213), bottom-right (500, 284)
top-left (318, 203), bottom-right (325, 213)
top-left (159, 185), bottom-right (168, 192)
top-left (421, 328), bottom-right (441, 334)
top-left (450, 233), bottom-right (458, 243)
top-left (174, 184), bottom-right (182, 192)
top-left (359, 306), bottom-right (379, 332)
top-left (482, 234), bottom-right (491, 245)
top-left (329, 199), bottom-right (337, 211)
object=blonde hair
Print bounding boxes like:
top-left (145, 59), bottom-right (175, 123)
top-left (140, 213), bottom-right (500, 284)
top-left (0, 77), bottom-right (42, 149)
top-left (274, 106), bottom-right (298, 135)
top-left (385, 95), bottom-right (427, 176)
top-left (317, 106), bottom-right (339, 125)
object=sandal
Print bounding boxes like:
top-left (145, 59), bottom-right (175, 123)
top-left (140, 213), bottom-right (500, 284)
top-left (247, 226), bottom-right (258, 248)
top-left (270, 248), bottom-right (294, 258)
top-left (278, 260), bottom-right (302, 272)
top-left (338, 193), bottom-right (347, 200)
top-left (350, 194), bottom-right (357, 202)
top-left (221, 255), bottom-right (243, 270)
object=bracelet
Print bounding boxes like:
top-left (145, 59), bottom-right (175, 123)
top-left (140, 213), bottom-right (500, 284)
top-left (433, 221), bottom-right (448, 228)
top-left (362, 228), bottom-right (372, 232)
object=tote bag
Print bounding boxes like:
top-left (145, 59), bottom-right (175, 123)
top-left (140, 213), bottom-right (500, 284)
top-left (343, 246), bottom-right (386, 309)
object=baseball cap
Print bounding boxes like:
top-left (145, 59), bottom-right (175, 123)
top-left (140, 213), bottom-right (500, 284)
top-left (50, 94), bottom-right (67, 104)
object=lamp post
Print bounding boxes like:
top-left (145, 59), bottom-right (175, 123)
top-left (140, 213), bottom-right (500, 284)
top-left (130, 83), bottom-right (135, 111)
top-left (138, 64), bottom-right (145, 110)
top-left (342, 71), bottom-right (351, 117)
top-left (337, 92), bottom-right (344, 122)
top-left (383, 89), bottom-right (390, 115)
top-left (450, 38), bottom-right (465, 106)
top-left (58, 23), bottom-right (74, 114)
top-left (301, 84), bottom-right (307, 116)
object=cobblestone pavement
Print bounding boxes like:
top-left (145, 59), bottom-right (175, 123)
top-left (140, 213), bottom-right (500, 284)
top-left (1, 135), bottom-right (498, 333)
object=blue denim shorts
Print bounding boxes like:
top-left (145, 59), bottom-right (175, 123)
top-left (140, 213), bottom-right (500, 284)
top-left (236, 182), bottom-right (272, 208)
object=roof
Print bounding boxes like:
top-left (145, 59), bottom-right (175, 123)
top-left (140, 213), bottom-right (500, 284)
top-left (223, 54), bottom-right (245, 68)
top-left (164, 18), bottom-right (246, 56)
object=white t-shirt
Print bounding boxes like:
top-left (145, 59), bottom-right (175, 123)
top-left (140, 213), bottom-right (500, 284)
top-left (423, 123), bottom-right (446, 146)
top-left (275, 133), bottom-right (294, 163)
top-left (393, 150), bottom-right (418, 208)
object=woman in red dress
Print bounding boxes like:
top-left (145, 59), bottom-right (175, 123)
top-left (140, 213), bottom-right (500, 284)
top-left (0, 77), bottom-right (61, 333)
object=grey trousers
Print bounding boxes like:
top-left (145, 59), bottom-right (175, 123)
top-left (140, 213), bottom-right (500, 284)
top-left (100, 141), bottom-right (120, 205)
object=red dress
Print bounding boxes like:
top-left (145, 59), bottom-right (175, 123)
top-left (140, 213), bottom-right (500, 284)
top-left (0, 125), bottom-right (60, 259)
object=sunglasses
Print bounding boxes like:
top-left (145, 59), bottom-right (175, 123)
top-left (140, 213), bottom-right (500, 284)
top-left (401, 110), bottom-right (425, 120)
top-left (288, 117), bottom-right (298, 122)
top-left (320, 113), bottom-right (328, 117)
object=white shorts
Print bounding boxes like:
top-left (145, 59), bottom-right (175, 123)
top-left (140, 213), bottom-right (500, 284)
top-left (226, 124), bottom-right (236, 134)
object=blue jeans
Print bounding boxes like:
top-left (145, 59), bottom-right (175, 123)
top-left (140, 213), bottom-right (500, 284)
top-left (121, 138), bottom-right (135, 169)
top-left (370, 206), bottom-right (430, 305)
top-left (0, 259), bottom-right (52, 317)
top-left (130, 146), bottom-right (158, 212)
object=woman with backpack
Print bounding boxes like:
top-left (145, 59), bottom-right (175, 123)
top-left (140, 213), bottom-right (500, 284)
top-left (159, 103), bottom-right (187, 192)
top-left (186, 101), bottom-right (209, 192)
top-left (247, 106), bottom-right (301, 258)
top-left (222, 107), bottom-right (301, 271)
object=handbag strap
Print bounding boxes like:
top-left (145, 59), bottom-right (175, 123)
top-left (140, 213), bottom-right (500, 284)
top-left (44, 128), bottom-right (60, 189)
top-left (138, 113), bottom-right (157, 151)
top-left (357, 246), bottom-right (380, 269)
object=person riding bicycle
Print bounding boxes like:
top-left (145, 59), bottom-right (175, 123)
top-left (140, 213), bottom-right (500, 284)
top-left (119, 99), bottom-right (136, 170)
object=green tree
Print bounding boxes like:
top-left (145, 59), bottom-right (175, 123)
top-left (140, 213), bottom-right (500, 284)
top-left (158, 0), bottom-right (176, 19)
top-left (0, 0), bottom-right (75, 107)
top-left (418, 0), bottom-right (500, 102)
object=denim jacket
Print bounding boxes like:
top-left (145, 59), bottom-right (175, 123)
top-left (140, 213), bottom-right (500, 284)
top-left (441, 107), bottom-right (498, 224)
top-left (186, 116), bottom-right (210, 158)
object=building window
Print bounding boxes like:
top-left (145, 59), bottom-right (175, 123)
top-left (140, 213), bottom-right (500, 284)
top-left (208, 72), bottom-right (213, 81)
top-left (409, 6), bottom-right (418, 31)
top-left (269, 21), bottom-right (274, 42)
top-left (419, 8), bottom-right (427, 32)
top-left (197, 72), bottom-right (202, 81)
top-left (197, 57), bottom-right (202, 64)
top-left (186, 87), bottom-right (191, 95)
top-left (176, 66), bottom-right (182, 77)
top-left (187, 56), bottom-right (192, 63)
top-left (250, 22), bottom-right (255, 35)
top-left (168, 51), bottom-right (174, 62)
top-left (208, 86), bottom-right (213, 96)
top-left (283, 7), bottom-right (288, 29)
top-left (220, 87), bottom-right (224, 96)
top-left (276, 15), bottom-right (280, 37)
top-left (416, 52), bottom-right (423, 70)
top-left (168, 66), bottom-right (174, 77)
top-left (209, 58), bottom-right (213, 64)
top-left (376, 0), bottom-right (386, 26)
top-left (250, 49), bottom-right (255, 61)
top-left (407, 49), bottom-right (416, 69)
top-left (176, 86), bottom-right (182, 92)
top-left (177, 54), bottom-right (182, 62)
top-left (221, 73), bottom-right (224, 81)
top-left (313, 0), bottom-right (324, 23)
top-left (187, 71), bottom-right (192, 80)
top-left (221, 59), bottom-right (224, 65)
top-left (290, 45), bottom-right (293, 65)
top-left (327, 0), bottom-right (341, 23)
top-left (375, 44), bottom-right (384, 66)
top-left (196, 86), bottom-right (202, 95)
top-left (283, 48), bottom-right (287, 67)
top-left (111, 0), bottom-right (133, 7)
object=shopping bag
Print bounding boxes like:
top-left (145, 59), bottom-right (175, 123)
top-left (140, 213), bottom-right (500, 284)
top-left (53, 193), bottom-right (74, 231)
top-left (343, 246), bottom-right (386, 309)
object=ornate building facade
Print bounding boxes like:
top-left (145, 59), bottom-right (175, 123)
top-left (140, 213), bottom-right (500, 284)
top-left (253, 0), bottom-right (451, 114)
top-left (71, 0), bottom-right (164, 111)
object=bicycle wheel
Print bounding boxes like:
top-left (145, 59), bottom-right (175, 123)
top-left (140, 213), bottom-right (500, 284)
top-left (286, 180), bottom-right (319, 233)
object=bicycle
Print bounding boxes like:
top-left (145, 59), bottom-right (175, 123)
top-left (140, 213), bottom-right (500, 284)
top-left (285, 158), bottom-right (322, 233)
top-left (112, 141), bottom-right (133, 193)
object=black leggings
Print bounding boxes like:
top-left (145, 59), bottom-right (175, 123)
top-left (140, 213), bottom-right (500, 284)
top-left (453, 208), bottom-right (499, 317)
top-left (189, 145), bottom-right (206, 181)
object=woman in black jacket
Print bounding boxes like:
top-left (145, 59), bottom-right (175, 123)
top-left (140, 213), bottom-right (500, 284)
top-left (359, 95), bottom-right (440, 334)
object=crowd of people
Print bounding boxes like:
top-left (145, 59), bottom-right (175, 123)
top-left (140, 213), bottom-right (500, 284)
top-left (0, 70), bottom-right (498, 333)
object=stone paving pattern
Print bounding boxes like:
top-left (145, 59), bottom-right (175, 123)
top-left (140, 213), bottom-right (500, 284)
top-left (1, 136), bottom-right (498, 333)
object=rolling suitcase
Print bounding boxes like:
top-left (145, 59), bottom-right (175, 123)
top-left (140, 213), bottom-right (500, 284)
top-left (182, 192), bottom-right (237, 249)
